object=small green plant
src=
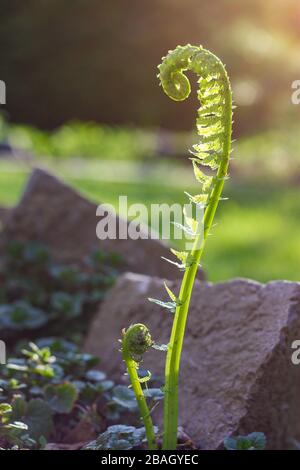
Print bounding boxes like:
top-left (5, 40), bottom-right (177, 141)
top-left (224, 432), bottom-right (266, 450)
top-left (121, 324), bottom-right (158, 449)
top-left (0, 340), bottom-right (95, 445)
top-left (0, 403), bottom-right (29, 447)
top-left (83, 424), bottom-right (156, 450)
top-left (120, 44), bottom-right (233, 449)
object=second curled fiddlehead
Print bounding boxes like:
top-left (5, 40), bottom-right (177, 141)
top-left (121, 324), bottom-right (157, 449)
top-left (123, 323), bottom-right (153, 358)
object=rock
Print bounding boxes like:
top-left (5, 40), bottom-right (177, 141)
top-left (84, 273), bottom-right (300, 449)
top-left (0, 168), bottom-right (204, 280)
top-left (0, 206), bottom-right (10, 229)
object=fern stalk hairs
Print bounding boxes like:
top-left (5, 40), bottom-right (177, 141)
top-left (120, 44), bottom-right (233, 450)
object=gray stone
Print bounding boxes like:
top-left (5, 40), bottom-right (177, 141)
top-left (85, 272), bottom-right (300, 449)
top-left (0, 168), bottom-right (204, 280)
top-left (0, 206), bottom-right (10, 230)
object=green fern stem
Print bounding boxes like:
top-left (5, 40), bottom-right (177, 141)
top-left (158, 45), bottom-right (233, 450)
top-left (121, 324), bottom-right (158, 450)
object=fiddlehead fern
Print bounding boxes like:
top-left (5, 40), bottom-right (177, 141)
top-left (121, 324), bottom-right (158, 450)
top-left (158, 45), bottom-right (233, 449)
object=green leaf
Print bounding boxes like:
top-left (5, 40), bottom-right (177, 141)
top-left (38, 435), bottom-right (48, 449)
top-left (224, 432), bottom-right (266, 451)
top-left (190, 147), bottom-right (223, 169)
top-left (10, 397), bottom-right (27, 419)
top-left (97, 380), bottom-right (114, 392)
top-left (5, 421), bottom-right (28, 431)
top-left (183, 207), bottom-right (198, 233)
top-left (148, 298), bottom-right (176, 313)
top-left (185, 191), bottom-right (209, 208)
top-left (224, 437), bottom-right (237, 450)
top-left (247, 432), bottom-right (266, 450)
top-left (111, 385), bottom-right (137, 411)
top-left (192, 161), bottom-right (213, 192)
top-left (31, 364), bottom-right (55, 378)
top-left (7, 240), bottom-right (24, 260)
top-left (83, 425), bottom-right (157, 450)
top-left (170, 249), bottom-right (189, 264)
top-left (24, 243), bottom-right (50, 265)
top-left (236, 437), bottom-right (252, 450)
top-left (11, 397), bottom-right (54, 441)
top-left (172, 221), bottom-right (196, 237)
top-left (50, 292), bottom-right (83, 318)
top-left (50, 265), bottom-right (80, 285)
top-left (138, 370), bottom-right (152, 384)
top-left (85, 370), bottom-right (106, 382)
top-left (35, 337), bottom-right (77, 354)
top-left (25, 400), bottom-right (53, 440)
top-left (162, 249), bottom-right (196, 271)
top-left (0, 302), bottom-right (47, 330)
top-left (164, 282), bottom-right (177, 302)
top-left (144, 388), bottom-right (164, 401)
top-left (0, 403), bottom-right (12, 415)
top-left (44, 382), bottom-right (78, 414)
top-left (161, 256), bottom-right (185, 270)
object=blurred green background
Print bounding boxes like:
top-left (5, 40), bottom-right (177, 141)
top-left (0, 0), bottom-right (300, 283)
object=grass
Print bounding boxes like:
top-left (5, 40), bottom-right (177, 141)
top-left (2, 115), bottom-right (300, 181)
top-left (0, 163), bottom-right (299, 283)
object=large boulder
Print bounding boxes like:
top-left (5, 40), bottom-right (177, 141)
top-left (0, 168), bottom-right (204, 280)
top-left (85, 272), bottom-right (300, 449)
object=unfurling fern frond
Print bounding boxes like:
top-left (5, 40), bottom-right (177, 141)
top-left (120, 44), bottom-right (233, 452)
top-left (158, 45), bottom-right (233, 450)
top-left (158, 44), bottom-right (232, 217)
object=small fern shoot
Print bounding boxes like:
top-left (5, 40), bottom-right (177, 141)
top-left (121, 324), bottom-right (158, 450)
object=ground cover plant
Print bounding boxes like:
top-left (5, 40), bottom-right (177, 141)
top-left (0, 240), bottom-right (122, 448)
top-left (0, 240), bottom-right (174, 450)
top-left (0, 241), bottom-right (120, 344)
top-left (121, 44), bottom-right (233, 450)
top-left (0, 337), bottom-right (155, 449)
top-left (0, 241), bottom-right (268, 450)
top-left (0, 242), bottom-right (143, 449)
